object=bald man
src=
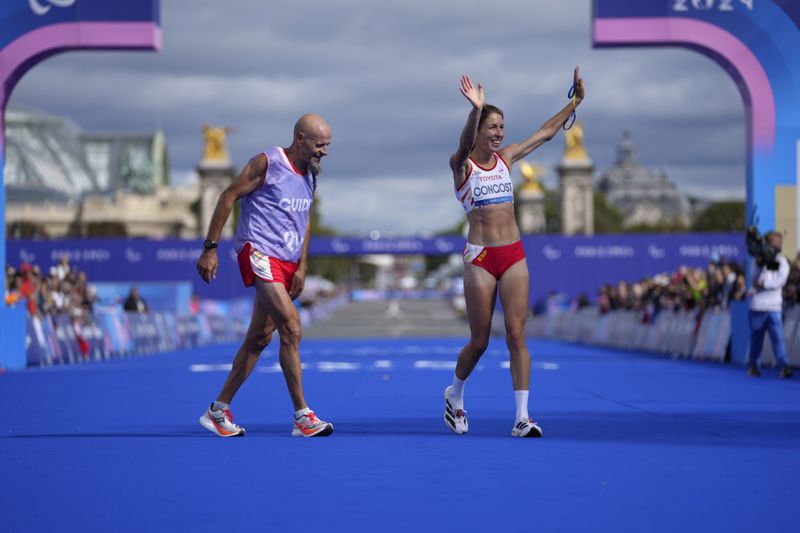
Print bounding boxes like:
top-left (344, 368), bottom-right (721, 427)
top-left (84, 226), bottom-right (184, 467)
top-left (197, 114), bottom-right (334, 438)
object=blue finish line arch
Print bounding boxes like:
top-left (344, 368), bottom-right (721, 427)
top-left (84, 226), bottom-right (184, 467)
top-left (0, 1), bottom-right (161, 369)
top-left (593, 0), bottom-right (800, 248)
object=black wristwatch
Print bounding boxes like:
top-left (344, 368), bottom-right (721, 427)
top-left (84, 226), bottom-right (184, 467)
top-left (203, 239), bottom-right (218, 250)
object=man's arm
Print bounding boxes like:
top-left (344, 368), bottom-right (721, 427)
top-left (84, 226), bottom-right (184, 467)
top-left (500, 67), bottom-right (584, 165)
top-left (758, 256), bottom-right (790, 290)
top-left (196, 154), bottom-right (268, 284)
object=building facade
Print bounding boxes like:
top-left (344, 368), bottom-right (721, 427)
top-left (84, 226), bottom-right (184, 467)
top-left (596, 131), bottom-right (691, 228)
top-left (5, 108), bottom-right (200, 238)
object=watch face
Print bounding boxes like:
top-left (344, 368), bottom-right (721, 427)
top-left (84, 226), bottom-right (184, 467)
top-left (204, 240), bottom-right (217, 249)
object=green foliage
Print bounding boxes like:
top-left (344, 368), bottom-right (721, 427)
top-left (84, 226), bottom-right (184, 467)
top-left (307, 256), bottom-right (354, 284)
top-left (310, 195), bottom-right (336, 236)
top-left (593, 192), bottom-right (625, 234)
top-left (624, 220), bottom-right (689, 233)
top-left (435, 219), bottom-right (466, 236)
top-left (691, 201), bottom-right (745, 232)
top-left (424, 255), bottom-right (450, 273)
top-left (543, 187), bottom-right (561, 233)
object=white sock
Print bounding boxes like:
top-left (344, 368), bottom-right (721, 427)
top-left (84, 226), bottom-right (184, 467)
top-left (212, 401), bottom-right (229, 411)
top-left (294, 407), bottom-right (312, 420)
top-left (451, 375), bottom-right (466, 403)
top-left (514, 390), bottom-right (529, 421)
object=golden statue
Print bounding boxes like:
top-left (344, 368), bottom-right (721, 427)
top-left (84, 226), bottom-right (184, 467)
top-left (519, 161), bottom-right (544, 194)
top-left (564, 121), bottom-right (587, 160)
top-left (202, 124), bottom-right (231, 161)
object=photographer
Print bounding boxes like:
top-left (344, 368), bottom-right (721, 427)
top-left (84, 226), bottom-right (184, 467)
top-left (747, 230), bottom-right (793, 378)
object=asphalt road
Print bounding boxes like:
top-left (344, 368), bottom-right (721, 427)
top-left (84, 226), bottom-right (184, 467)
top-left (303, 299), bottom-right (469, 338)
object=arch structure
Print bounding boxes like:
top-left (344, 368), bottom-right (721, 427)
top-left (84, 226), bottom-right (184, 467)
top-left (0, 0), bottom-right (162, 273)
top-left (593, 0), bottom-right (800, 247)
top-left (0, 1), bottom-right (160, 370)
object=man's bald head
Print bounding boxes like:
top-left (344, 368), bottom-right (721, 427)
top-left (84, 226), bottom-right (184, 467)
top-left (287, 114), bottom-right (332, 178)
top-left (294, 114), bottom-right (331, 139)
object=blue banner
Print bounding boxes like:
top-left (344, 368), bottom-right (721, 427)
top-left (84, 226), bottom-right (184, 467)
top-left (8, 234), bottom-right (743, 304)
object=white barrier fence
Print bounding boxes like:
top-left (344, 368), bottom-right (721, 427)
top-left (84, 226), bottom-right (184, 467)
top-left (512, 306), bottom-right (800, 367)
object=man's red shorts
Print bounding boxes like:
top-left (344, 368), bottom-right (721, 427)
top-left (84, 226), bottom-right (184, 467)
top-left (463, 240), bottom-right (526, 279)
top-left (237, 242), bottom-right (298, 292)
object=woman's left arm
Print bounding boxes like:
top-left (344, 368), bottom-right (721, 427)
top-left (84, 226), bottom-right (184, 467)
top-left (500, 67), bottom-right (584, 165)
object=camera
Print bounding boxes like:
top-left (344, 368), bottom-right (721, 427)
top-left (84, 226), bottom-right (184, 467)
top-left (746, 225), bottom-right (781, 270)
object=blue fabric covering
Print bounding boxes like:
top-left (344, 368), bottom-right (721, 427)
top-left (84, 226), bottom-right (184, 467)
top-left (1, 338), bottom-right (798, 531)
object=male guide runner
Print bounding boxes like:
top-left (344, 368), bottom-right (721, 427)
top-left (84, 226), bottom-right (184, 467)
top-left (196, 114), bottom-right (334, 438)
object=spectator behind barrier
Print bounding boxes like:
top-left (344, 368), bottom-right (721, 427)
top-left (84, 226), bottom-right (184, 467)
top-left (746, 230), bottom-right (793, 379)
top-left (559, 257), bottom-right (746, 331)
top-left (5, 257), bottom-right (96, 321)
top-left (123, 287), bottom-right (149, 313)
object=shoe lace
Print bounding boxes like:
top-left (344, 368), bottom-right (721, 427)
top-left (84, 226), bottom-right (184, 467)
top-left (454, 409), bottom-right (467, 418)
top-left (222, 409), bottom-right (234, 422)
top-left (299, 411), bottom-right (318, 428)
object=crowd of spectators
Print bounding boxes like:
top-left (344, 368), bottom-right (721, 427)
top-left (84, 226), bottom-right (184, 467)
top-left (5, 256), bottom-right (96, 319)
top-left (781, 254), bottom-right (800, 308)
top-left (594, 258), bottom-right (747, 320)
top-left (535, 253), bottom-right (800, 321)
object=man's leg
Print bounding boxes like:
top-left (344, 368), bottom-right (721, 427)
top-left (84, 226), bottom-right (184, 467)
top-left (748, 311), bottom-right (767, 372)
top-left (199, 294), bottom-right (276, 437)
top-left (216, 294), bottom-right (276, 404)
top-left (253, 278), bottom-right (308, 411)
top-left (253, 278), bottom-right (333, 436)
top-left (765, 312), bottom-right (790, 369)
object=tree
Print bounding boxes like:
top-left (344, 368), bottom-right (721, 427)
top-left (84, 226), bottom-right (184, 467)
top-left (691, 201), bottom-right (745, 232)
top-left (310, 194), bottom-right (336, 236)
top-left (625, 219), bottom-right (689, 233)
top-left (593, 192), bottom-right (624, 234)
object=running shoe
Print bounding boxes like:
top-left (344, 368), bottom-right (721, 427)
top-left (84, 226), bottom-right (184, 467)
top-left (780, 366), bottom-right (794, 379)
top-left (199, 403), bottom-right (246, 437)
top-left (747, 365), bottom-right (761, 377)
top-left (444, 385), bottom-right (468, 434)
top-left (511, 417), bottom-right (543, 438)
top-left (292, 410), bottom-right (334, 437)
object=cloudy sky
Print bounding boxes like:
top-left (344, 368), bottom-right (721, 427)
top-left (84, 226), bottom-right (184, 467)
top-left (8, 0), bottom-right (746, 234)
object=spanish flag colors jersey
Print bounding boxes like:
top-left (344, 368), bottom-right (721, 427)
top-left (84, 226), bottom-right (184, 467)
top-left (454, 153), bottom-right (514, 213)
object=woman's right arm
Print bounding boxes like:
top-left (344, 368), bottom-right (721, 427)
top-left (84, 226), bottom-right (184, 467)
top-left (449, 75), bottom-right (484, 188)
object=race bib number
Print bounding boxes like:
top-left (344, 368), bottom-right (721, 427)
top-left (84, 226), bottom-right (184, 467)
top-left (283, 231), bottom-right (300, 253)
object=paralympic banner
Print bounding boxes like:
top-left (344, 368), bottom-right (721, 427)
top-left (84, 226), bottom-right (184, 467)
top-left (8, 233), bottom-right (744, 304)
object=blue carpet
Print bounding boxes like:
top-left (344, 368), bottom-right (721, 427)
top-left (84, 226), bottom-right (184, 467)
top-left (1, 338), bottom-right (798, 532)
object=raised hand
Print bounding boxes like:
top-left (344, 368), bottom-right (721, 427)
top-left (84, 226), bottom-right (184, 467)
top-left (460, 75), bottom-right (484, 110)
top-left (573, 66), bottom-right (584, 104)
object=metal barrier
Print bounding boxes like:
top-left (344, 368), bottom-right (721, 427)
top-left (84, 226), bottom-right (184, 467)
top-left (523, 305), bottom-right (800, 367)
top-left (25, 309), bottom-right (241, 367)
top-left (21, 294), bottom-right (349, 368)
top-left (523, 307), bottom-right (727, 362)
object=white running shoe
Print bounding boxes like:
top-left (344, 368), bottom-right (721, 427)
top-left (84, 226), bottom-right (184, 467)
top-left (199, 403), bottom-right (246, 437)
top-left (444, 386), bottom-right (468, 434)
top-left (291, 411), bottom-right (334, 437)
top-left (511, 417), bottom-right (542, 438)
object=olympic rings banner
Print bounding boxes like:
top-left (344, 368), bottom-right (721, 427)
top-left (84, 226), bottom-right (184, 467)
top-left (7, 233), bottom-right (744, 303)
